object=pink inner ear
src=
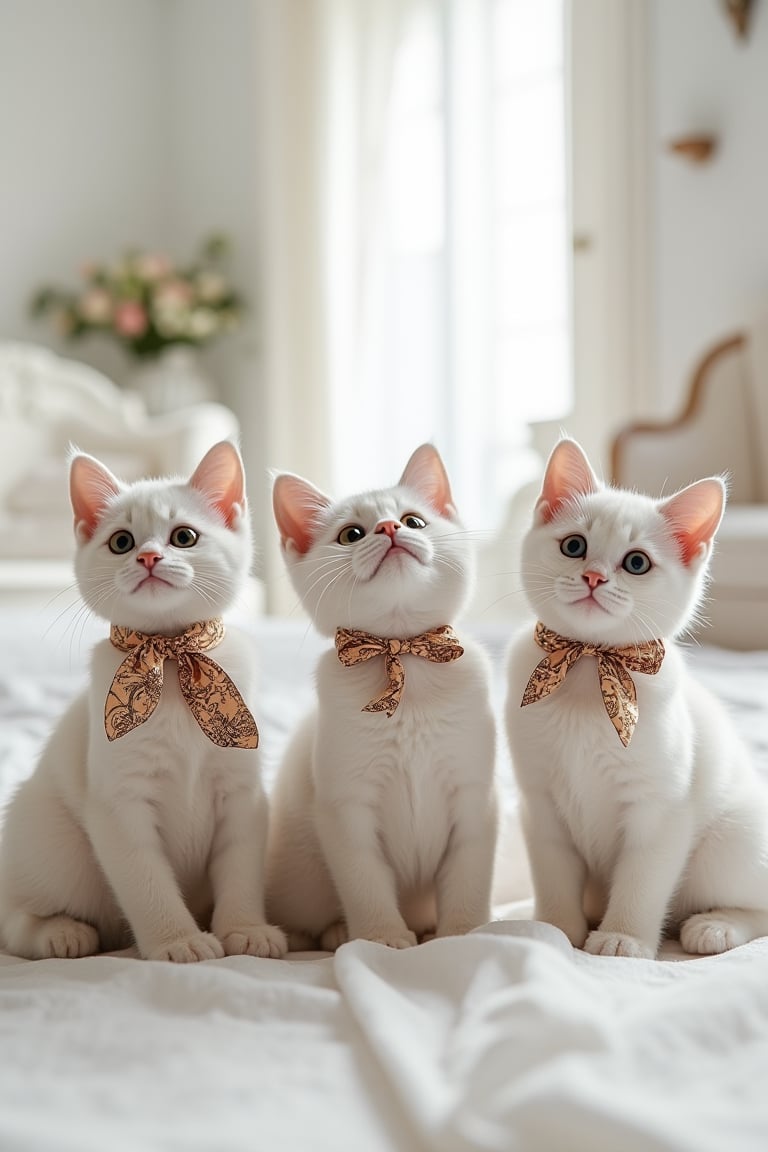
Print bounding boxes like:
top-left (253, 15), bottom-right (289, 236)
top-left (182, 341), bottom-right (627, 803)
top-left (189, 441), bottom-right (245, 526)
top-left (660, 478), bottom-right (725, 565)
top-left (398, 443), bottom-right (456, 518)
top-left (538, 439), bottom-right (599, 522)
top-left (70, 455), bottom-right (121, 539)
top-left (272, 474), bottom-right (331, 555)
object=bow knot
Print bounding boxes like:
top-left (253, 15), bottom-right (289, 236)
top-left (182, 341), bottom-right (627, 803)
top-left (335, 625), bottom-right (464, 716)
top-left (521, 621), bottom-right (665, 747)
top-left (106, 618), bottom-right (259, 748)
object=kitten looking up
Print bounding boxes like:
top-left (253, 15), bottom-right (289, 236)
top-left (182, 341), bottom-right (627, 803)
top-left (266, 444), bottom-right (498, 950)
top-left (506, 437), bottom-right (768, 959)
top-left (0, 441), bottom-right (286, 963)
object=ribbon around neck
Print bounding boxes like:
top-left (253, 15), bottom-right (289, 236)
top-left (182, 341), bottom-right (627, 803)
top-left (335, 625), bottom-right (464, 717)
top-left (521, 621), bottom-right (665, 747)
top-left (106, 618), bottom-right (259, 748)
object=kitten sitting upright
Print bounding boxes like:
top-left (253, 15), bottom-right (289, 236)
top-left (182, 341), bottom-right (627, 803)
top-left (0, 441), bottom-right (286, 962)
top-left (506, 437), bottom-right (768, 958)
top-left (266, 444), bottom-right (498, 950)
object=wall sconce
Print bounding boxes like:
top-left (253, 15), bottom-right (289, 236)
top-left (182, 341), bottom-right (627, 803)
top-left (723, 0), bottom-right (755, 39)
top-left (667, 135), bottom-right (718, 165)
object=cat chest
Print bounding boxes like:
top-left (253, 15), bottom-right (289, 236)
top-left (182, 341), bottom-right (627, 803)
top-left (515, 658), bottom-right (664, 856)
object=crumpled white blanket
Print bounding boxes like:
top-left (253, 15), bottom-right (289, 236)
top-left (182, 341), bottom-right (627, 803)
top-left (2, 922), bottom-right (767, 1152)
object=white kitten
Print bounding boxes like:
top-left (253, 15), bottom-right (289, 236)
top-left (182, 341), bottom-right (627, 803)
top-left (0, 441), bottom-right (286, 962)
top-left (506, 437), bottom-right (768, 959)
top-left (266, 444), bottom-right (498, 950)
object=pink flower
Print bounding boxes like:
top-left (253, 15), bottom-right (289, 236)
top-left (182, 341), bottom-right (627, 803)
top-left (78, 288), bottom-right (112, 323)
top-left (134, 253), bottom-right (172, 281)
top-left (114, 300), bottom-right (148, 337)
top-left (154, 278), bottom-right (194, 307)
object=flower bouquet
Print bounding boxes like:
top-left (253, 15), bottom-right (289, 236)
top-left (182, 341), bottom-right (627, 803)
top-left (30, 234), bottom-right (243, 360)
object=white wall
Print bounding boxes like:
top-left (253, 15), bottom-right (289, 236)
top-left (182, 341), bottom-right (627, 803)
top-left (652, 0), bottom-right (768, 412)
top-left (0, 0), bottom-right (269, 550)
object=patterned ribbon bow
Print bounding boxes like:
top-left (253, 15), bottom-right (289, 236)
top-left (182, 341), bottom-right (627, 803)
top-left (335, 625), bottom-right (464, 717)
top-left (106, 618), bottom-right (259, 748)
top-left (521, 621), bottom-right (665, 747)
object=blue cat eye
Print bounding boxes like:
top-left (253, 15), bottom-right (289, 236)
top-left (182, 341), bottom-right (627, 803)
top-left (560, 534), bottom-right (587, 559)
top-left (170, 526), bottom-right (199, 548)
top-left (402, 513), bottom-right (427, 529)
top-left (108, 530), bottom-right (135, 555)
top-left (338, 524), bottom-right (366, 546)
top-left (622, 550), bottom-right (652, 575)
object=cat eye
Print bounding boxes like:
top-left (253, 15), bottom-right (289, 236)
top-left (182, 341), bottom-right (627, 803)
top-left (170, 526), bottom-right (199, 549)
top-left (108, 530), bottom-right (135, 555)
top-left (402, 514), bottom-right (427, 530)
top-left (622, 550), bottom-right (652, 575)
top-left (338, 524), bottom-right (366, 546)
top-left (560, 534), bottom-right (587, 559)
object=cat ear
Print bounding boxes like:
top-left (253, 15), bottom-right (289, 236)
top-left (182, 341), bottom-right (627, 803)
top-left (272, 473), bottom-right (332, 555)
top-left (659, 477), bottom-right (726, 566)
top-left (189, 440), bottom-right (245, 527)
top-left (398, 443), bottom-right (457, 519)
top-left (69, 451), bottom-right (121, 542)
top-left (535, 438), bottom-right (599, 523)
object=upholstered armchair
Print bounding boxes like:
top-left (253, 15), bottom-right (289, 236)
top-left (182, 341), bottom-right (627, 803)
top-left (612, 322), bottom-right (768, 649)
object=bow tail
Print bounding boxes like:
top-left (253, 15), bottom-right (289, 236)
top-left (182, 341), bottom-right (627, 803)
top-left (104, 651), bottom-right (164, 742)
top-left (598, 655), bottom-right (638, 747)
top-left (178, 654), bottom-right (259, 749)
top-left (521, 647), bottom-right (581, 708)
top-left (361, 652), bottom-right (404, 717)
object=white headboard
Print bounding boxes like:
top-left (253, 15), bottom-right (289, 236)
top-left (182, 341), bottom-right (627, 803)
top-left (0, 343), bottom-right (240, 588)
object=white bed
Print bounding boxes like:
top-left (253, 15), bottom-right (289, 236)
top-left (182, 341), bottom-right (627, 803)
top-left (2, 598), bottom-right (768, 1151)
top-left (3, 344), bottom-right (768, 1150)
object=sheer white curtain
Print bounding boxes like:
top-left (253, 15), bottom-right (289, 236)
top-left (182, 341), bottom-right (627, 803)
top-left (256, 0), bottom-right (570, 613)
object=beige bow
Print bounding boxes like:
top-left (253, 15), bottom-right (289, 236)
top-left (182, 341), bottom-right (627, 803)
top-left (106, 618), bottom-right (259, 748)
top-left (521, 621), bottom-right (665, 747)
top-left (335, 625), bottom-right (464, 717)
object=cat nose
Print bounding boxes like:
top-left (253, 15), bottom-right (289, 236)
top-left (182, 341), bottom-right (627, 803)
top-left (582, 570), bottom-right (607, 590)
top-left (375, 520), bottom-right (401, 539)
top-left (137, 550), bottom-right (162, 570)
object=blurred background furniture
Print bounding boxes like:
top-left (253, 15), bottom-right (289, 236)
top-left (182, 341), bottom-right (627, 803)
top-left (0, 342), bottom-right (243, 608)
top-left (612, 318), bottom-right (768, 649)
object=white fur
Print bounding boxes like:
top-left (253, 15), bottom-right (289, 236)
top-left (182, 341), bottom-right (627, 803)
top-left (506, 438), bottom-right (768, 958)
top-left (266, 445), bottom-right (498, 949)
top-left (0, 442), bottom-right (286, 962)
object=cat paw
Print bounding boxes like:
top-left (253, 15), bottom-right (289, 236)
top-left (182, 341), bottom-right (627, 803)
top-left (680, 913), bottom-right (744, 955)
top-left (584, 930), bottom-right (655, 959)
top-left (147, 931), bottom-right (225, 963)
top-left (220, 924), bottom-right (287, 959)
top-left (320, 920), bottom-right (349, 952)
top-left (363, 927), bottom-right (418, 949)
top-left (39, 916), bottom-right (100, 959)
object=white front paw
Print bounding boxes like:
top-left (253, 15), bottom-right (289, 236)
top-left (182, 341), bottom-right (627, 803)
top-left (220, 924), bottom-right (287, 959)
top-left (147, 931), bottom-right (225, 963)
top-left (353, 923), bottom-right (418, 949)
top-left (680, 913), bottom-right (742, 955)
top-left (584, 930), bottom-right (655, 959)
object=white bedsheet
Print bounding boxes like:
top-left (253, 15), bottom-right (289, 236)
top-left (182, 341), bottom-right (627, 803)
top-left (2, 923), bottom-right (768, 1151)
top-left (2, 604), bottom-right (768, 1150)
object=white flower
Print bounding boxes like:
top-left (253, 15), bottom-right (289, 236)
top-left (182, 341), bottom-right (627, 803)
top-left (186, 308), bottom-right (219, 340)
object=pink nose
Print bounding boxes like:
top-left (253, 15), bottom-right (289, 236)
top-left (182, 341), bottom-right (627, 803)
top-left (582, 570), bottom-right (607, 590)
top-left (375, 520), bottom-right (401, 539)
top-left (137, 551), bottom-right (162, 570)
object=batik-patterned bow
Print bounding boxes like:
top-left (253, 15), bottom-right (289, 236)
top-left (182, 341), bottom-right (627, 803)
top-left (335, 625), bottom-right (464, 717)
top-left (106, 618), bottom-right (259, 748)
top-left (521, 621), bottom-right (665, 747)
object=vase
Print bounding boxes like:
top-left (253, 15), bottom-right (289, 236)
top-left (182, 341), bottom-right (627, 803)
top-left (129, 347), bottom-right (214, 415)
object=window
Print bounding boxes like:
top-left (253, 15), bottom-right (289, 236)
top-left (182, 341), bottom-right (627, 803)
top-left (329, 0), bottom-right (570, 530)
